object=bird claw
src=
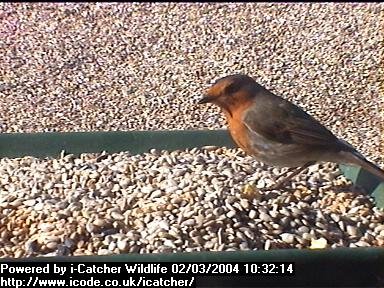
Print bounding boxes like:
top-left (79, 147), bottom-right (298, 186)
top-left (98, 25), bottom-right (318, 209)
top-left (267, 183), bottom-right (284, 191)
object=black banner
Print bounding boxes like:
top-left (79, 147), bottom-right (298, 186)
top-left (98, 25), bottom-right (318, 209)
top-left (0, 260), bottom-right (382, 287)
top-left (0, 262), bottom-right (295, 288)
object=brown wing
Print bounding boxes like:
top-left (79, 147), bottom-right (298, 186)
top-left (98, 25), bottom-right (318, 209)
top-left (243, 91), bottom-right (344, 149)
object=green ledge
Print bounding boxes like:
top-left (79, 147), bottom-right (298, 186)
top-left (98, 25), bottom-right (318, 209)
top-left (0, 130), bottom-right (236, 157)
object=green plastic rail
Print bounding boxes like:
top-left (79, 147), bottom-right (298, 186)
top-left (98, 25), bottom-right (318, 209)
top-left (0, 130), bottom-right (235, 157)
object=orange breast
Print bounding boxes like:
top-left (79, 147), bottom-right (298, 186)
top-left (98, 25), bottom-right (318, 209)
top-left (223, 103), bottom-right (255, 156)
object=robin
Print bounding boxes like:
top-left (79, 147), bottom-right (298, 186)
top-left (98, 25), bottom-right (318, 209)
top-left (198, 74), bottom-right (384, 189)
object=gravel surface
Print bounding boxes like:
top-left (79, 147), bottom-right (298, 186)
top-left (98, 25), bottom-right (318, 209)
top-left (0, 3), bottom-right (383, 258)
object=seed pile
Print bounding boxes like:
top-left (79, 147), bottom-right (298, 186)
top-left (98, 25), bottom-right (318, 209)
top-left (0, 148), bottom-right (383, 258)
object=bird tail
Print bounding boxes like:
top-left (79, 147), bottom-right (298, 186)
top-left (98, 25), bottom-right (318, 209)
top-left (339, 150), bottom-right (384, 182)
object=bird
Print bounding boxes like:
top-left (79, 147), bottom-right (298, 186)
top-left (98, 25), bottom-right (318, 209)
top-left (198, 74), bottom-right (384, 190)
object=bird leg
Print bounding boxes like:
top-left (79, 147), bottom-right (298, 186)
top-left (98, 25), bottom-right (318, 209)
top-left (273, 166), bottom-right (298, 181)
top-left (242, 161), bottom-right (316, 199)
top-left (269, 161), bottom-right (316, 190)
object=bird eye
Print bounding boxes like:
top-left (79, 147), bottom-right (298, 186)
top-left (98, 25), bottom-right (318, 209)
top-left (224, 82), bottom-right (240, 95)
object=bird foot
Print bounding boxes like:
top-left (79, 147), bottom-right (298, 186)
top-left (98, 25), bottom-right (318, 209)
top-left (241, 179), bottom-right (288, 200)
top-left (267, 183), bottom-right (284, 191)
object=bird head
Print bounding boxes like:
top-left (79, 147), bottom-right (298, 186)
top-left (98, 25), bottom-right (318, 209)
top-left (198, 74), bottom-right (259, 116)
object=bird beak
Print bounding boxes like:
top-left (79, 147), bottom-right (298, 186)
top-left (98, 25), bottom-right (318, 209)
top-left (198, 95), bottom-right (212, 104)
